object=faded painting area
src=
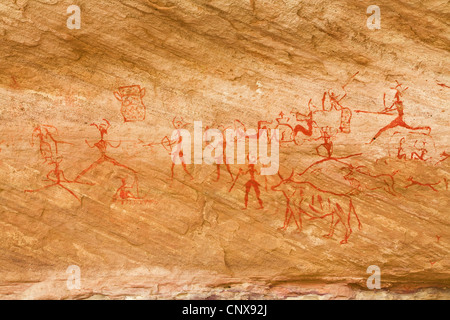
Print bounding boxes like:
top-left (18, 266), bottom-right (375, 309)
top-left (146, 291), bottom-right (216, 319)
top-left (0, 0), bottom-right (449, 299)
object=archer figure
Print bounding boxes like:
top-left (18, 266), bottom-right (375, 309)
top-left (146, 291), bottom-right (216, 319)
top-left (321, 72), bottom-right (358, 112)
top-left (322, 89), bottom-right (347, 112)
top-left (31, 125), bottom-right (72, 163)
top-left (369, 82), bottom-right (431, 143)
top-left (292, 104), bottom-right (314, 137)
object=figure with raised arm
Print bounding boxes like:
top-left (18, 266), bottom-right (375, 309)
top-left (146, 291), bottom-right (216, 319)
top-left (370, 82), bottom-right (431, 143)
top-left (75, 119), bottom-right (137, 183)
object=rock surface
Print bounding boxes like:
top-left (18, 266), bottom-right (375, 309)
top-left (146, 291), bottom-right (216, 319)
top-left (0, 0), bottom-right (449, 299)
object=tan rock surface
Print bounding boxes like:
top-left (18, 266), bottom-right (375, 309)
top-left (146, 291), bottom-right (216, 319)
top-left (0, 0), bottom-right (449, 299)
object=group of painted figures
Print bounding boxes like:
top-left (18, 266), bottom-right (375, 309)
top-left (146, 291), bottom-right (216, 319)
top-left (24, 79), bottom-right (449, 244)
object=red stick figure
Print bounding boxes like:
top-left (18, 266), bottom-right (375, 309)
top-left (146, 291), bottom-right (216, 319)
top-left (31, 125), bottom-right (72, 163)
top-left (397, 138), bottom-right (407, 160)
top-left (292, 105), bottom-right (314, 137)
top-left (230, 158), bottom-right (264, 210)
top-left (208, 125), bottom-right (234, 182)
top-left (112, 177), bottom-right (145, 202)
top-left (319, 73), bottom-right (358, 134)
top-left (75, 119), bottom-right (137, 183)
top-left (314, 126), bottom-right (336, 158)
top-left (25, 157), bottom-right (81, 201)
top-left (322, 89), bottom-right (347, 112)
top-left (411, 140), bottom-right (428, 161)
top-left (111, 176), bottom-right (156, 205)
top-left (114, 177), bottom-right (139, 200)
top-left (162, 117), bottom-right (193, 180)
top-left (370, 82), bottom-right (431, 143)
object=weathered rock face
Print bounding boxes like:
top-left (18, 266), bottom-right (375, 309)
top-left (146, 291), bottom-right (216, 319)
top-left (0, 0), bottom-right (449, 299)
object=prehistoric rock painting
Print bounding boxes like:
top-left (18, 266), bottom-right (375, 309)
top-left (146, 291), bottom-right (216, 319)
top-left (25, 121), bottom-right (154, 205)
top-left (112, 177), bottom-right (155, 205)
top-left (75, 119), bottom-right (137, 183)
top-left (26, 125), bottom-right (86, 201)
top-left (273, 176), bottom-right (361, 244)
top-left (272, 154), bottom-right (363, 243)
top-left (343, 165), bottom-right (398, 196)
top-left (14, 76), bottom-right (449, 297)
top-left (114, 85), bottom-right (146, 122)
top-left (404, 176), bottom-right (442, 192)
top-left (229, 160), bottom-right (264, 210)
top-left (259, 75), bottom-right (357, 154)
top-left (31, 125), bottom-right (72, 163)
top-left (205, 124), bottom-right (234, 182)
top-left (389, 131), bottom-right (436, 161)
top-left (161, 117), bottom-right (193, 180)
top-left (356, 82), bottom-right (432, 143)
top-left (25, 156), bottom-right (82, 201)
top-left (436, 152), bottom-right (450, 165)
